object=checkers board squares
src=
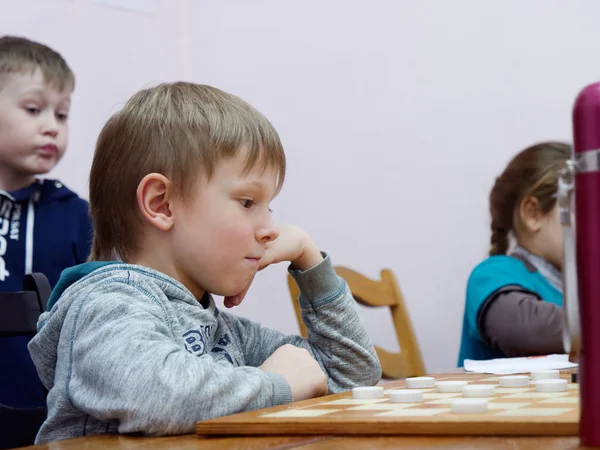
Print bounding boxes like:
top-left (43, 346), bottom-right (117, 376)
top-left (195, 372), bottom-right (580, 437)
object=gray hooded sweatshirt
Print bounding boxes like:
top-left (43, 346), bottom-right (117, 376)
top-left (28, 253), bottom-right (381, 444)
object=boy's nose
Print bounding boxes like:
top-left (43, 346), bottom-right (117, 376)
top-left (256, 225), bottom-right (279, 242)
top-left (44, 128), bottom-right (58, 137)
top-left (41, 115), bottom-right (59, 137)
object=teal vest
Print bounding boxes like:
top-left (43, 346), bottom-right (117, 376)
top-left (457, 255), bottom-right (563, 367)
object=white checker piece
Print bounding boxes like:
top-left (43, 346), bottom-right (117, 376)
top-left (405, 377), bottom-right (436, 389)
top-left (352, 386), bottom-right (384, 399)
top-left (535, 379), bottom-right (568, 393)
top-left (530, 370), bottom-right (560, 381)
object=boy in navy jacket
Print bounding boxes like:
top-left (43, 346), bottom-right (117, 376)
top-left (0, 36), bottom-right (92, 410)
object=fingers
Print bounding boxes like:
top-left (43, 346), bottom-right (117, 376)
top-left (223, 287), bottom-right (248, 308)
top-left (223, 294), bottom-right (243, 308)
top-left (223, 274), bottom-right (256, 308)
top-left (258, 253), bottom-right (276, 271)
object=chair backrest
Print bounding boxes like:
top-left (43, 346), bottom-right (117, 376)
top-left (0, 273), bottom-right (50, 336)
top-left (0, 273), bottom-right (51, 449)
top-left (287, 266), bottom-right (425, 379)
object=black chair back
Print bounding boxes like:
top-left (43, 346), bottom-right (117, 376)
top-left (0, 273), bottom-right (51, 449)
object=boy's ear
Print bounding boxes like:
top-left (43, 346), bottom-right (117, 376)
top-left (518, 195), bottom-right (543, 233)
top-left (136, 173), bottom-right (174, 231)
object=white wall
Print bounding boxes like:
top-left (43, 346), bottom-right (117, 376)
top-left (0, 0), bottom-right (189, 193)
top-left (2, 0), bottom-right (600, 372)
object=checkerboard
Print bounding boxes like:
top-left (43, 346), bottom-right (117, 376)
top-left (195, 372), bottom-right (579, 436)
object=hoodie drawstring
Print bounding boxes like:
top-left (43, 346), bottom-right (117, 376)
top-left (25, 189), bottom-right (39, 275)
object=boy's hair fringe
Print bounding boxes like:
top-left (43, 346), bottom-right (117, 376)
top-left (0, 35), bottom-right (74, 91)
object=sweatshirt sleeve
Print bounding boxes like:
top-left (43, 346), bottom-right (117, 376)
top-left (479, 287), bottom-right (565, 357)
top-left (224, 252), bottom-right (382, 393)
top-left (66, 283), bottom-right (291, 436)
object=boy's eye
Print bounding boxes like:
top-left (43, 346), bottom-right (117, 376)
top-left (25, 106), bottom-right (40, 115)
top-left (57, 113), bottom-right (68, 121)
top-left (240, 199), bottom-right (254, 209)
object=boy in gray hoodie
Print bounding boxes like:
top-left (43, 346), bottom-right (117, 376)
top-left (27, 82), bottom-right (381, 444)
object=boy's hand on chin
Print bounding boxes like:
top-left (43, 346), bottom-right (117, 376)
top-left (260, 224), bottom-right (323, 272)
top-left (223, 225), bottom-right (323, 308)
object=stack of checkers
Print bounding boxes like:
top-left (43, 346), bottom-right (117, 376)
top-left (351, 369), bottom-right (568, 414)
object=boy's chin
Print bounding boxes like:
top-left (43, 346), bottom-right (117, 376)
top-left (208, 272), bottom-right (255, 295)
top-left (214, 284), bottom-right (248, 298)
top-left (22, 166), bottom-right (53, 177)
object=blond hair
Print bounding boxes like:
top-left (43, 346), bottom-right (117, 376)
top-left (0, 35), bottom-right (74, 91)
top-left (89, 82), bottom-right (286, 261)
top-left (489, 141), bottom-right (571, 256)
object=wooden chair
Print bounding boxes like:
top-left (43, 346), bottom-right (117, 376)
top-left (287, 266), bottom-right (426, 379)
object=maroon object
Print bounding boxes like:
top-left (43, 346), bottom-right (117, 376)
top-left (573, 81), bottom-right (600, 447)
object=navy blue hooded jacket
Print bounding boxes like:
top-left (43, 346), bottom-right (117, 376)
top-left (0, 178), bottom-right (93, 408)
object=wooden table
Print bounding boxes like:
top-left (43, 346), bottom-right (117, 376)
top-left (18, 371), bottom-right (592, 450)
top-left (17, 434), bottom-right (587, 449)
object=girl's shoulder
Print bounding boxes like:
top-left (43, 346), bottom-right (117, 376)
top-left (467, 254), bottom-right (537, 300)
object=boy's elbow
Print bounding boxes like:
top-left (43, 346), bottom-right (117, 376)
top-left (366, 355), bottom-right (383, 386)
top-left (361, 344), bottom-right (383, 385)
top-left (119, 411), bottom-right (196, 437)
top-left (347, 353), bottom-right (383, 388)
top-left (350, 347), bottom-right (382, 387)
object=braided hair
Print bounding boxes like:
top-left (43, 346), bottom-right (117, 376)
top-left (488, 141), bottom-right (571, 256)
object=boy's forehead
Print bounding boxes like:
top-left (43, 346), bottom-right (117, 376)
top-left (235, 177), bottom-right (275, 189)
top-left (232, 167), bottom-right (280, 196)
top-left (221, 154), bottom-right (278, 180)
top-left (0, 70), bottom-right (72, 98)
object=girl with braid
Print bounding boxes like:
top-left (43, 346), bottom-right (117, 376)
top-left (458, 141), bottom-right (571, 366)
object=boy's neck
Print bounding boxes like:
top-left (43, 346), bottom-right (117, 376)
top-left (0, 168), bottom-right (36, 192)
top-left (128, 247), bottom-right (207, 301)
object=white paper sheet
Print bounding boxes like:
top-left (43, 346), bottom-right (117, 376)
top-left (463, 354), bottom-right (578, 375)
